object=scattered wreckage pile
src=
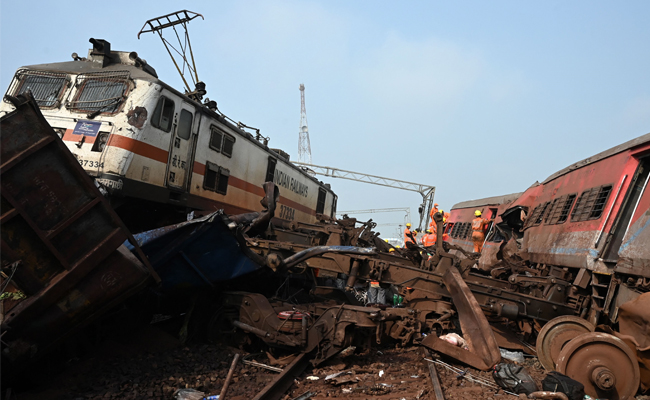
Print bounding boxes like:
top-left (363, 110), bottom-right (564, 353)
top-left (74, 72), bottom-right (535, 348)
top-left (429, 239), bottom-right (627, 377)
top-left (2, 94), bottom-right (650, 400)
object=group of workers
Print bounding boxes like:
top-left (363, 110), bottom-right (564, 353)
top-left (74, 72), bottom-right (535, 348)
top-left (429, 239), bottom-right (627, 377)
top-left (402, 203), bottom-right (493, 254)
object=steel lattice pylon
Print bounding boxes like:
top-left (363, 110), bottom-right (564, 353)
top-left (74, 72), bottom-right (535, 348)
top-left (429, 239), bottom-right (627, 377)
top-left (298, 84), bottom-right (312, 164)
top-left (292, 161), bottom-right (436, 230)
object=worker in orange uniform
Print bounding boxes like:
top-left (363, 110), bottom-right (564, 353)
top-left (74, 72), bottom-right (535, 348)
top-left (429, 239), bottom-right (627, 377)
top-left (471, 210), bottom-right (493, 253)
top-left (429, 203), bottom-right (439, 221)
top-left (428, 203), bottom-right (439, 231)
top-left (421, 229), bottom-right (436, 247)
top-left (404, 223), bottom-right (415, 246)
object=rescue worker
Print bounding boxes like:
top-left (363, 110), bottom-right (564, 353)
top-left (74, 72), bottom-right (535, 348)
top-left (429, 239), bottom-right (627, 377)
top-left (404, 223), bottom-right (415, 246)
top-left (429, 203), bottom-right (439, 221)
top-left (471, 210), bottom-right (493, 253)
top-left (422, 229), bottom-right (436, 247)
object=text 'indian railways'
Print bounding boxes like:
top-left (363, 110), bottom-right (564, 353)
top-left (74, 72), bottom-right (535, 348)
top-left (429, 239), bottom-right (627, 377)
top-left (274, 169), bottom-right (308, 197)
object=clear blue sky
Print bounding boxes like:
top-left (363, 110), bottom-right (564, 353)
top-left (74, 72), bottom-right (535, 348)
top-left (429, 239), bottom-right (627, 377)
top-left (2, 1), bottom-right (649, 238)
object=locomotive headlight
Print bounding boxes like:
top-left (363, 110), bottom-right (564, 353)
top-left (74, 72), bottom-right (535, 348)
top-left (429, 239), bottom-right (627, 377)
top-left (53, 128), bottom-right (65, 139)
top-left (92, 132), bottom-right (110, 152)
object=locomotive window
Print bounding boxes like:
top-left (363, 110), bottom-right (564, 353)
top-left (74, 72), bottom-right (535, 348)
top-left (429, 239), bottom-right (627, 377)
top-left (222, 134), bottom-right (235, 157)
top-left (209, 126), bottom-right (223, 152)
top-left (316, 188), bottom-right (327, 215)
top-left (177, 109), bottom-right (193, 140)
top-left (216, 167), bottom-right (230, 195)
top-left (68, 71), bottom-right (130, 114)
top-left (9, 69), bottom-right (69, 108)
top-left (209, 126), bottom-right (235, 158)
top-left (266, 157), bottom-right (277, 183)
top-left (203, 161), bottom-right (229, 195)
top-left (330, 194), bottom-right (338, 217)
top-left (203, 162), bottom-right (218, 191)
top-left (151, 96), bottom-right (175, 132)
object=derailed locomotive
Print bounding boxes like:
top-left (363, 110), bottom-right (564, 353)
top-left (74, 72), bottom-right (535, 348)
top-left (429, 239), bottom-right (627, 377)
top-left (448, 133), bottom-right (650, 325)
top-left (0, 39), bottom-right (337, 232)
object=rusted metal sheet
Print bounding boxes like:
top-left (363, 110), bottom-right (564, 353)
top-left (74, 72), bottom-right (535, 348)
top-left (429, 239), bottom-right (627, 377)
top-left (0, 93), bottom-right (154, 369)
top-left (438, 267), bottom-right (500, 370)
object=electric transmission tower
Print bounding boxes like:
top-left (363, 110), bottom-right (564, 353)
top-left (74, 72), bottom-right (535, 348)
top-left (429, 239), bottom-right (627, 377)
top-left (298, 84), bottom-right (312, 164)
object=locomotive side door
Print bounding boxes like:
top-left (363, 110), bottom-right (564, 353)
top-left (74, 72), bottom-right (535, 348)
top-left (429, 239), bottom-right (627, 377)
top-left (166, 102), bottom-right (196, 191)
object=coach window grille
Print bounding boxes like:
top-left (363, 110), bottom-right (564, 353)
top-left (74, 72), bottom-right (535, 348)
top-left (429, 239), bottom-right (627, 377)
top-left (68, 71), bottom-right (130, 115)
top-left (534, 201), bottom-right (552, 225)
top-left (544, 198), bottom-right (562, 224)
top-left (462, 222), bottom-right (472, 239)
top-left (524, 204), bottom-right (543, 229)
top-left (557, 194), bottom-right (577, 223)
top-left (571, 187), bottom-right (602, 222)
top-left (450, 223), bottom-right (458, 238)
top-left (9, 69), bottom-right (69, 108)
top-left (151, 96), bottom-right (175, 132)
top-left (589, 185), bottom-right (613, 219)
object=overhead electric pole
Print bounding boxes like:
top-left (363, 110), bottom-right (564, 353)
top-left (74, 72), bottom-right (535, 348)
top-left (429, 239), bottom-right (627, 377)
top-left (292, 161), bottom-right (436, 230)
top-left (298, 84), bottom-right (312, 164)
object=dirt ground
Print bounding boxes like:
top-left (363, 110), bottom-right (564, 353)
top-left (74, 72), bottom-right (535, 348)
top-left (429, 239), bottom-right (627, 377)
top-left (10, 324), bottom-right (551, 400)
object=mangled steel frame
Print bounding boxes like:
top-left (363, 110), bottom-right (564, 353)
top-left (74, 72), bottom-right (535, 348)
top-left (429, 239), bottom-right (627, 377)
top-left (218, 214), bottom-right (510, 370)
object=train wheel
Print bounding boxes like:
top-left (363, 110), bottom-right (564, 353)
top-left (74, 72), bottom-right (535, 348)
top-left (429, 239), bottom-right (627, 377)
top-left (557, 332), bottom-right (640, 400)
top-left (536, 315), bottom-right (594, 371)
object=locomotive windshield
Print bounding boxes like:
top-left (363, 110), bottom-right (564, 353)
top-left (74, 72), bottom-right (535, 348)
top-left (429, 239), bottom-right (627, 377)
top-left (68, 71), bottom-right (130, 114)
top-left (10, 69), bottom-right (68, 108)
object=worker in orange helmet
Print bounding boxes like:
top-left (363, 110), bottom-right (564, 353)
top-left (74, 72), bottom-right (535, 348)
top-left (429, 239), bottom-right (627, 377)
top-left (422, 229), bottom-right (436, 247)
top-left (404, 223), bottom-right (415, 246)
top-left (471, 210), bottom-right (493, 253)
top-left (429, 203), bottom-right (439, 221)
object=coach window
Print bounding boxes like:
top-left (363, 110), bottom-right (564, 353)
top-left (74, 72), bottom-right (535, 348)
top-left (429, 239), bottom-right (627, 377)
top-left (177, 109), bottom-right (193, 140)
top-left (547, 194), bottom-right (577, 225)
top-left (534, 202), bottom-right (551, 225)
top-left (445, 222), bottom-right (454, 234)
top-left (589, 185), bottom-right (613, 219)
top-left (151, 96), bottom-right (175, 132)
top-left (571, 184), bottom-right (613, 222)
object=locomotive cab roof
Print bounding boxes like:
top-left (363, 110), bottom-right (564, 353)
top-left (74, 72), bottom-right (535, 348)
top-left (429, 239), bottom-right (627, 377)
top-left (20, 38), bottom-right (158, 80)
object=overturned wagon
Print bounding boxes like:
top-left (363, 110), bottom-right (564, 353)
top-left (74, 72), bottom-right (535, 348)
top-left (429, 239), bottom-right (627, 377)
top-left (0, 94), bottom-right (158, 371)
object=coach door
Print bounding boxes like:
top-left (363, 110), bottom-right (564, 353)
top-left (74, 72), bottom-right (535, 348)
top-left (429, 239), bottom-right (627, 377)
top-left (166, 102), bottom-right (196, 191)
top-left (600, 156), bottom-right (650, 262)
